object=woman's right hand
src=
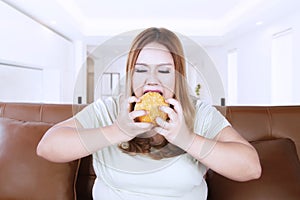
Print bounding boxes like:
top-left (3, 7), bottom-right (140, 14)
top-left (113, 95), bottom-right (153, 142)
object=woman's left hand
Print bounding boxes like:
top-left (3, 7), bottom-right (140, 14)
top-left (154, 98), bottom-right (196, 151)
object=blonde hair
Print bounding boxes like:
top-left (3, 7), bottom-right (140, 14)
top-left (120, 27), bottom-right (196, 158)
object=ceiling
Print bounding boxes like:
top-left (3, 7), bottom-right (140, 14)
top-left (3, 0), bottom-right (300, 45)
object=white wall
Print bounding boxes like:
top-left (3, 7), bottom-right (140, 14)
top-left (205, 10), bottom-right (300, 105)
top-left (0, 1), bottom-right (75, 103)
top-left (5, 0), bottom-right (297, 106)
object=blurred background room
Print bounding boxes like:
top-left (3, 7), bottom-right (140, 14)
top-left (1, 0), bottom-right (300, 106)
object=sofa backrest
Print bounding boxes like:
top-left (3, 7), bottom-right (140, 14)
top-left (216, 106), bottom-right (300, 160)
top-left (0, 102), bottom-right (83, 123)
top-left (0, 102), bottom-right (94, 200)
top-left (1, 102), bottom-right (299, 162)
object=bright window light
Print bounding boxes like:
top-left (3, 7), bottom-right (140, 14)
top-left (271, 28), bottom-right (293, 105)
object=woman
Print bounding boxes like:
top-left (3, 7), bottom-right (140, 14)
top-left (37, 27), bottom-right (261, 200)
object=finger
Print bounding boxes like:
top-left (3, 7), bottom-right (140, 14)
top-left (165, 98), bottom-right (183, 119)
top-left (136, 96), bottom-right (142, 103)
top-left (153, 127), bottom-right (169, 136)
top-left (156, 117), bottom-right (171, 130)
top-left (128, 96), bottom-right (139, 103)
top-left (129, 110), bottom-right (147, 120)
top-left (126, 96), bottom-right (137, 110)
top-left (159, 106), bottom-right (177, 122)
top-left (137, 130), bottom-right (157, 138)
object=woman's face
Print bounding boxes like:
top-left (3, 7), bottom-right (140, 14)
top-left (132, 42), bottom-right (175, 99)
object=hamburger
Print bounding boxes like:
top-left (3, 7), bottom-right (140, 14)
top-left (134, 92), bottom-right (169, 125)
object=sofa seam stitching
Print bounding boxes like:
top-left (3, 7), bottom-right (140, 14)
top-left (39, 104), bottom-right (43, 122)
top-left (74, 158), bottom-right (81, 200)
top-left (266, 107), bottom-right (273, 139)
top-left (227, 106), bottom-right (232, 123)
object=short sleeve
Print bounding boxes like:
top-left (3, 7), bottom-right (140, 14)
top-left (74, 97), bottom-right (119, 129)
top-left (194, 101), bottom-right (230, 139)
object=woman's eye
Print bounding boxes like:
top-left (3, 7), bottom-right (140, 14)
top-left (135, 68), bottom-right (148, 73)
top-left (158, 69), bottom-right (170, 74)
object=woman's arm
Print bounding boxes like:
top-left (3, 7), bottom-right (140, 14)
top-left (155, 99), bottom-right (261, 182)
top-left (36, 118), bottom-right (125, 163)
top-left (37, 96), bottom-right (153, 163)
top-left (186, 126), bottom-right (262, 181)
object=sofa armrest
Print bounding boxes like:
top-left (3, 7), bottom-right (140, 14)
top-left (206, 138), bottom-right (300, 200)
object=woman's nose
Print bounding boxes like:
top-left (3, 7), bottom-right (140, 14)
top-left (145, 71), bottom-right (159, 85)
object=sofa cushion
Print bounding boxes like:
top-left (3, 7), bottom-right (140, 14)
top-left (0, 118), bottom-right (80, 200)
top-left (76, 155), bottom-right (96, 200)
top-left (206, 138), bottom-right (300, 200)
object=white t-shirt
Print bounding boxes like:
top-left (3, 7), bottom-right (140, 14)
top-left (75, 96), bottom-right (230, 200)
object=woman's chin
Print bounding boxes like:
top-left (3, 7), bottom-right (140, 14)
top-left (137, 130), bottom-right (157, 138)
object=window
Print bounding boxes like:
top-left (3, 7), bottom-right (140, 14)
top-left (100, 72), bottom-right (120, 99)
top-left (271, 28), bottom-right (293, 105)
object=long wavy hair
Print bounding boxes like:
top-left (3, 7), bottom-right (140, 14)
top-left (119, 27), bottom-right (196, 159)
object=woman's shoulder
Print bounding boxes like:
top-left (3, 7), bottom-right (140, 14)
top-left (93, 95), bottom-right (120, 111)
top-left (192, 97), bottom-right (215, 113)
top-left (75, 96), bottom-right (120, 128)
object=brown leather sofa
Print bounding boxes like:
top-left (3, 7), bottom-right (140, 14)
top-left (0, 102), bottom-right (300, 200)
